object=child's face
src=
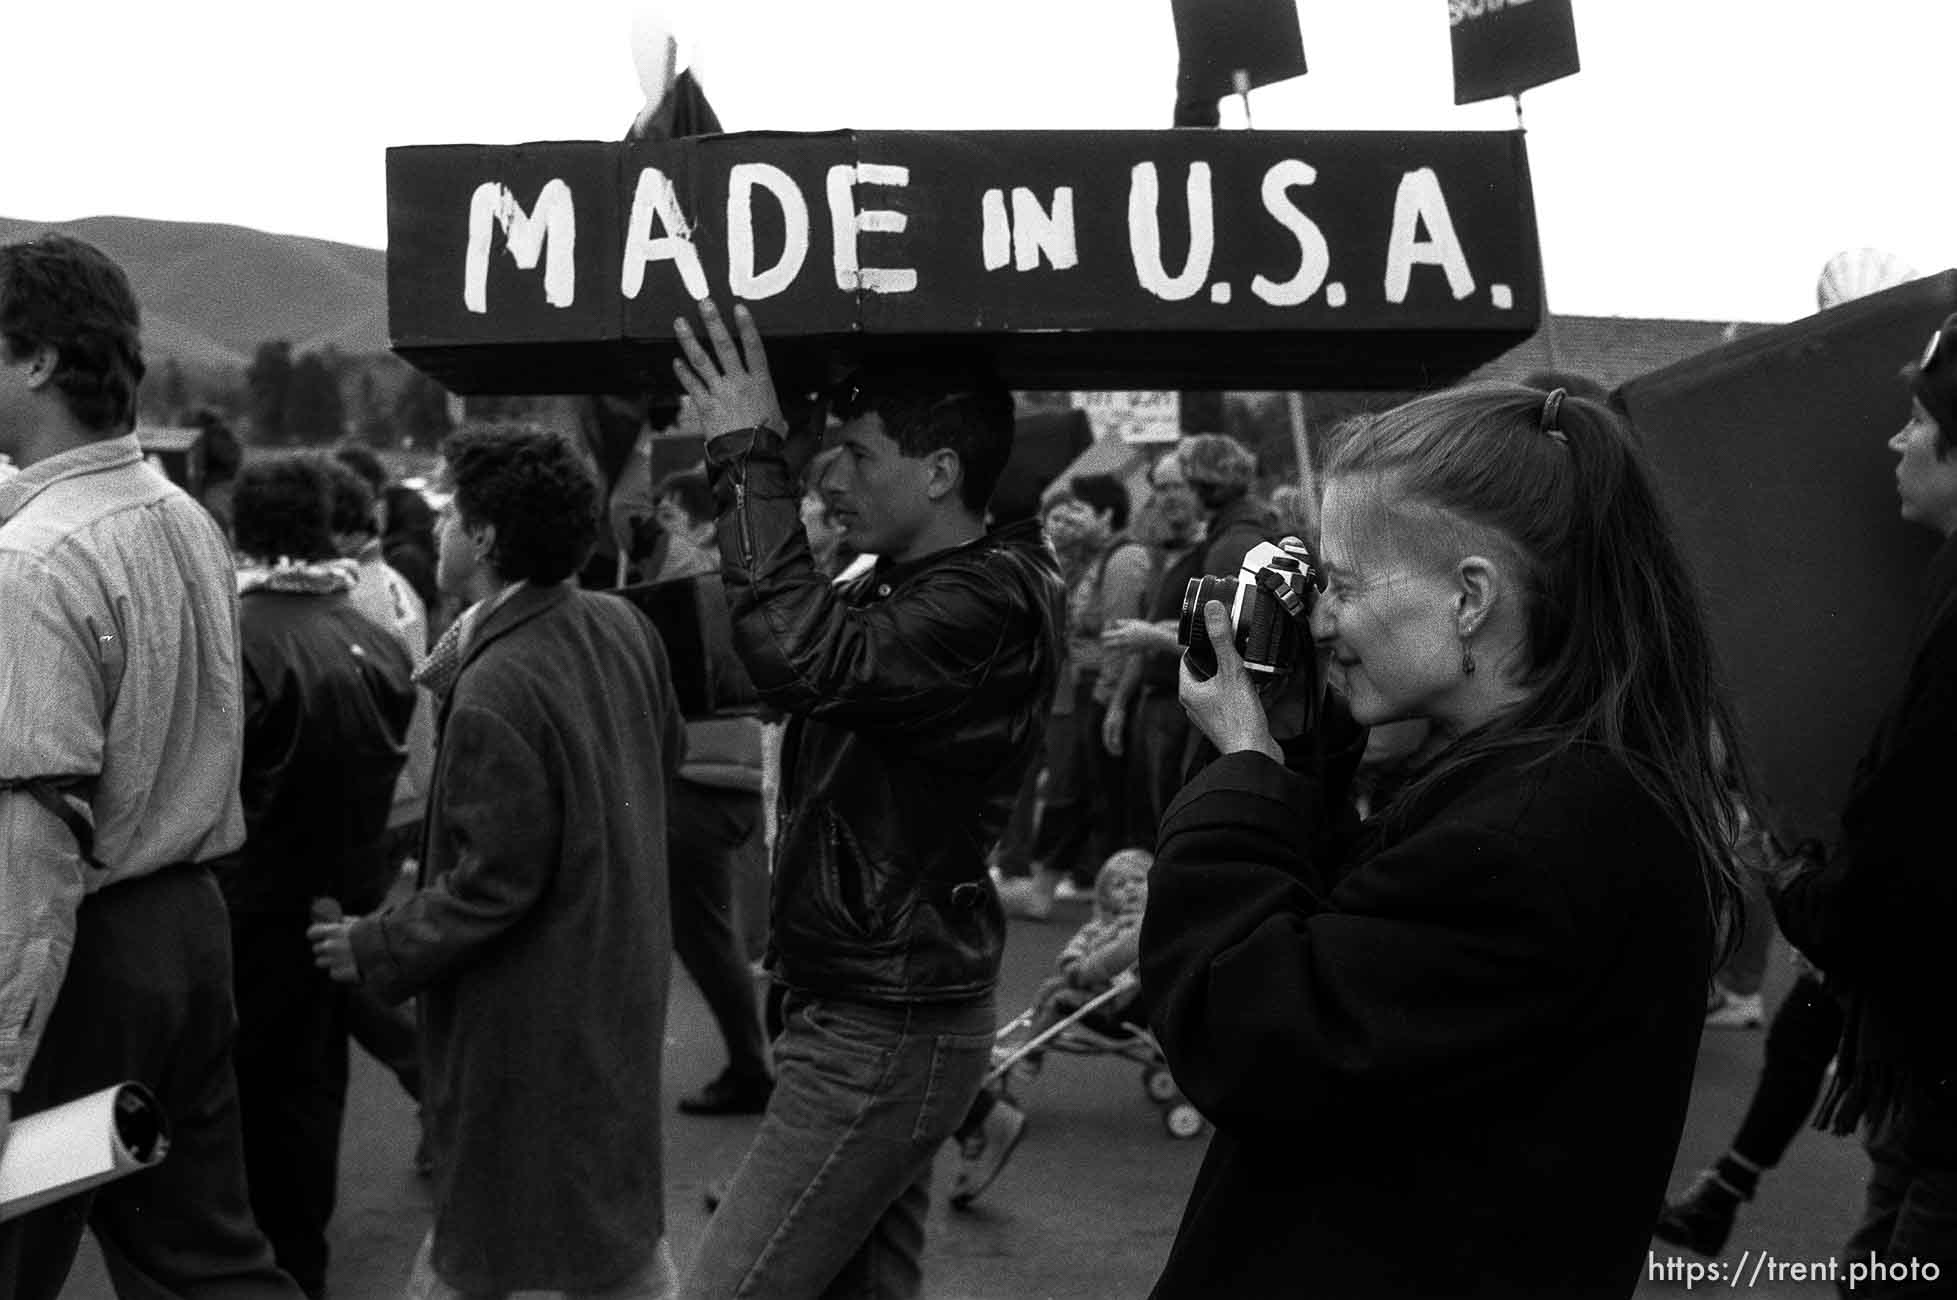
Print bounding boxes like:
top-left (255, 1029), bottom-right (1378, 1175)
top-left (1099, 869), bottom-right (1148, 916)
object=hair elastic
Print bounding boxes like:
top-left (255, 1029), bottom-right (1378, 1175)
top-left (1539, 388), bottom-right (1569, 445)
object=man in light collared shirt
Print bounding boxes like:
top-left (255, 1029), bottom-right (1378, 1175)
top-left (0, 233), bottom-right (300, 1296)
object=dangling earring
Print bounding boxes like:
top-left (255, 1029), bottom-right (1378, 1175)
top-left (1460, 637), bottom-right (1477, 677)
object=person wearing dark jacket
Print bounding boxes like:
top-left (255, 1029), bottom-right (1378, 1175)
top-left (670, 300), bottom-right (1063, 1300)
top-left (310, 424), bottom-right (685, 1298)
top-left (1772, 312), bottom-right (1957, 1294)
top-left (216, 453), bottom-right (415, 1297)
top-left (1099, 435), bottom-right (1271, 838)
top-left (1143, 385), bottom-right (1748, 1299)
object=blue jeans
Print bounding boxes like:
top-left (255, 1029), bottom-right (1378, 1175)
top-left (680, 993), bottom-right (994, 1300)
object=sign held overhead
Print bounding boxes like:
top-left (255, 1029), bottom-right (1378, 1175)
top-left (388, 129), bottom-right (1543, 394)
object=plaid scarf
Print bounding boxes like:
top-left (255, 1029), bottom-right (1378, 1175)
top-left (413, 583), bottom-right (524, 701)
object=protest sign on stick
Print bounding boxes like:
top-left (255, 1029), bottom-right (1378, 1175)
top-left (1449, 0), bottom-right (1581, 106)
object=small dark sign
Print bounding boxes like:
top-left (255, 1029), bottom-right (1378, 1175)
top-left (387, 129), bottom-right (1542, 394)
top-left (1449, 0), bottom-right (1581, 106)
top-left (1172, 0), bottom-right (1309, 105)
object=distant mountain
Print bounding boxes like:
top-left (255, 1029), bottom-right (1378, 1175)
top-left (0, 214), bottom-right (387, 369)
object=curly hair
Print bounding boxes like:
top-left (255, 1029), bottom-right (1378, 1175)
top-left (332, 440), bottom-right (388, 495)
top-left (233, 452), bottom-right (337, 564)
top-left (442, 423), bottom-right (601, 584)
top-left (1176, 433), bottom-right (1257, 511)
top-left (318, 453), bottom-right (377, 538)
top-left (0, 234), bottom-right (146, 435)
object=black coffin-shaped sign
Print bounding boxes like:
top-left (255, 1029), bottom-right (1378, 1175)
top-left (1616, 271), bottom-right (1957, 845)
top-left (388, 129), bottom-right (1542, 394)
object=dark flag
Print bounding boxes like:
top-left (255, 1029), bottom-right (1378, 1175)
top-left (567, 63), bottom-right (727, 536)
top-left (1448, 0), bottom-right (1580, 106)
top-left (628, 67), bottom-right (723, 143)
top-left (1171, 0), bottom-right (1307, 126)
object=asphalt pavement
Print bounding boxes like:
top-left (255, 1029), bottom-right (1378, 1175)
top-left (61, 906), bottom-right (1866, 1298)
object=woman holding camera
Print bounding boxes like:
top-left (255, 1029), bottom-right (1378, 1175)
top-left (1142, 386), bottom-right (1746, 1299)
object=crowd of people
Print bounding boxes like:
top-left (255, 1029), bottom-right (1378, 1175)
top-left (1, 229), bottom-right (1954, 1300)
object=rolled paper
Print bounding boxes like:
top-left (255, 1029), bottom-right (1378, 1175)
top-left (0, 1083), bottom-right (170, 1222)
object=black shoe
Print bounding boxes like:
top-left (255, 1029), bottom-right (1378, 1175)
top-left (1652, 1170), bottom-right (1741, 1256)
top-left (678, 1068), bottom-right (774, 1116)
top-left (949, 1098), bottom-right (1027, 1210)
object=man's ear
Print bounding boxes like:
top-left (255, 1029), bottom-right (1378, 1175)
top-left (923, 448), bottom-right (963, 503)
top-left (21, 342), bottom-right (58, 391)
top-left (1455, 555), bottom-right (1500, 638)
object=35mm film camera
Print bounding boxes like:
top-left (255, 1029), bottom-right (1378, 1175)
top-left (1177, 537), bottom-right (1324, 681)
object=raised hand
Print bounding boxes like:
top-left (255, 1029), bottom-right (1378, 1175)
top-left (671, 300), bottom-right (817, 475)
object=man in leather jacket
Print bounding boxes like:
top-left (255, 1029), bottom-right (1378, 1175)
top-left (671, 301), bottom-right (1062, 1300)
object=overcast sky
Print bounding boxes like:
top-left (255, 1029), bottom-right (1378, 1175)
top-left (8, 1), bottom-right (1954, 323)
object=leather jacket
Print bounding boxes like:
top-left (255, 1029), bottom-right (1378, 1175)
top-left (707, 427), bottom-right (1063, 1003)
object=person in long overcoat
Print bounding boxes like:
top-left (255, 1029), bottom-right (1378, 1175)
top-left (313, 423), bottom-right (683, 1297)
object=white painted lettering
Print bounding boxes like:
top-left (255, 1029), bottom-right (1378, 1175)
top-left (1129, 162), bottom-right (1215, 302)
top-left (1383, 168), bottom-right (1475, 304)
top-left (464, 179), bottom-right (576, 314)
top-left (981, 189), bottom-right (1010, 271)
top-left (1251, 160), bottom-right (1330, 307)
top-left (827, 163), bottom-right (917, 294)
top-left (726, 163), bottom-right (810, 301)
top-left (621, 167), bottom-right (709, 300)
top-left (1011, 187), bottom-right (1078, 271)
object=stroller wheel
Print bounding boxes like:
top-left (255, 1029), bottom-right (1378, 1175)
top-left (1164, 1103), bottom-right (1205, 1140)
top-left (1142, 1066), bottom-right (1179, 1103)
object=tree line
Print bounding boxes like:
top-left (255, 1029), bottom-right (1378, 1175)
top-left (137, 341), bottom-right (1374, 489)
top-left (139, 342), bottom-right (455, 450)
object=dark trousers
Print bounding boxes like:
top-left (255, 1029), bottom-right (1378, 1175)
top-left (345, 986), bottom-right (420, 1102)
top-left (1731, 972), bottom-right (1843, 1169)
top-left (1842, 1081), bottom-right (1957, 1297)
top-left (671, 780), bottom-right (771, 1082)
top-left (1129, 690), bottom-right (1191, 848)
top-left (0, 866), bottom-right (303, 1299)
top-left (230, 913), bottom-right (351, 1299)
top-left (343, 828), bottom-right (422, 1104)
top-left (990, 753), bottom-right (1044, 879)
top-left (1030, 675), bottom-right (1133, 887)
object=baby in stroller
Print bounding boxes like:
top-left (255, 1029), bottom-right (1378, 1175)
top-left (949, 848), bottom-right (1175, 1209)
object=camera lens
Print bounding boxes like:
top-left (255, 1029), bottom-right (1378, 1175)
top-left (1178, 575), bottom-right (1238, 682)
top-left (1178, 575), bottom-right (1237, 647)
